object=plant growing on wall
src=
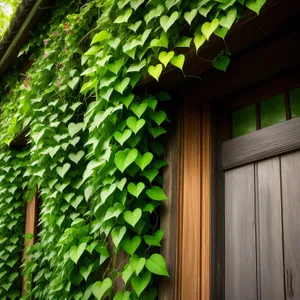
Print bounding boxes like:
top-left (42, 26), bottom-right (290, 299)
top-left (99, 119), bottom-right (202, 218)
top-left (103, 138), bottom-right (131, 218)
top-left (0, 0), bottom-right (266, 298)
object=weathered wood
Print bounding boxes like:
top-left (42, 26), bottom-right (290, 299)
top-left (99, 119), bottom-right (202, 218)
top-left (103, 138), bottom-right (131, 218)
top-left (225, 164), bottom-right (257, 300)
top-left (222, 117), bottom-right (300, 170)
top-left (256, 157), bottom-right (285, 300)
top-left (281, 151), bottom-right (300, 299)
top-left (22, 194), bottom-right (39, 295)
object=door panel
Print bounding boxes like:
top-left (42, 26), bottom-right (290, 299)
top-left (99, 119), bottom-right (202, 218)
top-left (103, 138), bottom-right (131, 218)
top-left (281, 151), bottom-right (300, 298)
top-left (257, 158), bottom-right (285, 300)
top-left (225, 164), bottom-right (257, 300)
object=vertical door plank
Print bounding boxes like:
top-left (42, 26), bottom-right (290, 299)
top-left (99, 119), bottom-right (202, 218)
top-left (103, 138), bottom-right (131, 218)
top-left (257, 158), bottom-right (285, 300)
top-left (281, 151), bottom-right (300, 299)
top-left (179, 97), bottom-right (201, 299)
top-left (201, 102), bottom-right (211, 300)
top-left (225, 164), bottom-right (257, 300)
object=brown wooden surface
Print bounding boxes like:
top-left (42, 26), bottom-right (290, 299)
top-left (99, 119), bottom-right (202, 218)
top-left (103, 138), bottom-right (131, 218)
top-left (159, 99), bottom-right (180, 300)
top-left (281, 151), bottom-right (300, 299)
top-left (257, 158), bottom-right (285, 300)
top-left (22, 194), bottom-right (39, 295)
top-left (225, 164), bottom-right (257, 300)
top-left (222, 116), bottom-right (300, 170)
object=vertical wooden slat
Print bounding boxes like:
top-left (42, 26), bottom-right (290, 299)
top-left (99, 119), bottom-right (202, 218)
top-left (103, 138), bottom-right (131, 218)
top-left (225, 164), bottom-right (257, 300)
top-left (180, 96), bottom-right (201, 299)
top-left (22, 194), bottom-right (38, 295)
top-left (257, 158), bottom-right (285, 300)
top-left (281, 151), bottom-right (300, 299)
top-left (201, 102), bottom-right (211, 300)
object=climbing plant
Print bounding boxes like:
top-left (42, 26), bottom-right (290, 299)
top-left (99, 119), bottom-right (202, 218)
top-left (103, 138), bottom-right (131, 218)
top-left (0, 0), bottom-right (266, 299)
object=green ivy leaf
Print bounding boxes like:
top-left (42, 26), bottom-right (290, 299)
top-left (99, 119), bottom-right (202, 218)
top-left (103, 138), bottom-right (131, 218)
top-left (246, 0), bottom-right (266, 14)
top-left (128, 21), bottom-right (142, 32)
top-left (111, 226), bottom-right (127, 248)
top-left (126, 116), bottom-right (146, 134)
top-left (70, 243), bottom-right (87, 264)
top-left (130, 0), bottom-right (145, 10)
top-left (212, 53), bottom-right (230, 71)
top-left (114, 291), bottom-right (131, 300)
top-left (151, 110), bottom-right (167, 126)
top-left (56, 163), bottom-right (71, 178)
top-left (124, 208), bottom-right (142, 227)
top-left (201, 19), bottom-right (219, 40)
top-left (69, 151), bottom-right (85, 164)
top-left (219, 7), bottom-right (237, 30)
top-left (68, 122), bottom-right (83, 137)
top-left (144, 5), bottom-right (165, 24)
top-left (165, 0), bottom-right (180, 10)
top-left (170, 54), bottom-right (185, 70)
top-left (92, 278), bottom-right (113, 300)
top-left (145, 253), bottom-right (169, 276)
top-left (115, 149), bottom-right (138, 173)
top-left (127, 183), bottom-right (145, 198)
top-left (121, 236), bottom-right (141, 255)
top-left (141, 169), bottom-right (159, 183)
top-left (184, 9), bottom-right (198, 25)
top-left (114, 8), bottom-right (133, 24)
top-left (131, 271), bottom-right (151, 297)
top-left (80, 263), bottom-right (94, 281)
top-left (114, 129), bottom-right (132, 146)
top-left (148, 64), bottom-right (163, 81)
top-left (214, 27), bottom-right (228, 39)
top-left (150, 32), bottom-right (168, 49)
top-left (160, 11), bottom-right (179, 32)
top-left (158, 51), bottom-right (174, 68)
top-left (68, 77), bottom-right (80, 90)
top-left (146, 186), bottom-right (168, 201)
top-left (114, 77), bottom-right (130, 94)
top-left (130, 102), bottom-right (148, 118)
top-left (135, 152), bottom-right (153, 170)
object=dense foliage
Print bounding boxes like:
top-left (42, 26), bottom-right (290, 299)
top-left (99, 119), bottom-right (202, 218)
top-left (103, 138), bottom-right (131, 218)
top-left (0, 0), bottom-right (265, 298)
top-left (0, 0), bottom-right (22, 41)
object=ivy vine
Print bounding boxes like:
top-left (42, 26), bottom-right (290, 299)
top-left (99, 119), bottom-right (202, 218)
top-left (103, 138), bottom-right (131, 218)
top-left (0, 0), bottom-right (266, 299)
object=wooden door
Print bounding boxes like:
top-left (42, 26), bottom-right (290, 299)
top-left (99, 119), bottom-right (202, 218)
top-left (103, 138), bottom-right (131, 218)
top-left (225, 148), bottom-right (300, 300)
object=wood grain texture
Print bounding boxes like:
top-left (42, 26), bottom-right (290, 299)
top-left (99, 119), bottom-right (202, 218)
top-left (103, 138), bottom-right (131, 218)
top-left (179, 96), bottom-right (202, 300)
top-left (22, 194), bottom-right (39, 295)
top-left (225, 164), bottom-right (257, 300)
top-left (201, 102), bottom-right (211, 300)
top-left (222, 116), bottom-right (300, 170)
top-left (256, 158), bottom-right (285, 300)
top-left (281, 151), bottom-right (300, 299)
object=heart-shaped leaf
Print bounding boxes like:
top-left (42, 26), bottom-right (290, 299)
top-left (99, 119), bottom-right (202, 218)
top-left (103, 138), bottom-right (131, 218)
top-left (114, 129), bottom-right (132, 146)
top-left (150, 32), bottom-right (168, 49)
top-left (80, 263), bottom-right (94, 281)
top-left (151, 111), bottom-right (167, 126)
top-left (158, 51), bottom-right (174, 68)
top-left (127, 183), bottom-right (145, 198)
top-left (175, 36), bottom-right (192, 48)
top-left (184, 9), bottom-right (197, 25)
top-left (148, 64), bottom-right (163, 81)
top-left (131, 271), bottom-right (151, 297)
top-left (128, 21), bottom-right (142, 32)
top-left (219, 7), bottom-right (237, 30)
top-left (120, 94), bottom-right (135, 108)
top-left (101, 183), bottom-right (117, 202)
top-left (212, 54), bottom-right (230, 71)
top-left (68, 77), bottom-right (80, 90)
top-left (114, 291), bottom-right (131, 300)
top-left (68, 122), bottom-right (83, 137)
top-left (56, 163), bottom-right (71, 178)
top-left (69, 151), bottom-right (85, 164)
top-left (170, 54), bottom-right (185, 70)
top-left (165, 0), bottom-right (180, 10)
top-left (144, 5), bottom-right (164, 24)
top-left (194, 32), bottom-right (206, 51)
top-left (149, 126), bottom-right (167, 138)
top-left (141, 169), bottom-right (159, 183)
top-left (246, 0), bottom-right (266, 14)
top-left (70, 242), bottom-right (87, 264)
top-left (107, 58), bottom-right (124, 75)
top-left (146, 253), bottom-right (169, 276)
top-left (114, 77), bottom-right (130, 94)
top-left (130, 102), bottom-right (148, 118)
top-left (126, 116), bottom-right (146, 134)
top-left (114, 149), bottom-right (138, 173)
top-left (114, 8), bottom-right (133, 24)
top-left (130, 0), bottom-right (144, 10)
top-left (91, 30), bottom-right (111, 45)
top-left (146, 186), bottom-right (168, 201)
top-left (201, 18), bottom-right (219, 40)
top-left (121, 236), bottom-right (141, 255)
top-left (48, 146), bottom-right (60, 158)
top-left (92, 278), bottom-right (112, 300)
top-left (111, 226), bottom-right (127, 248)
top-left (214, 27), bottom-right (229, 39)
top-left (124, 208), bottom-right (142, 227)
top-left (160, 11), bottom-right (179, 32)
top-left (135, 152), bottom-right (153, 171)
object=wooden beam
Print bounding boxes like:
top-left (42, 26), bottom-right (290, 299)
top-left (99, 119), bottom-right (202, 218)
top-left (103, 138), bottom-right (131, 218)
top-left (22, 194), bottom-right (39, 295)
